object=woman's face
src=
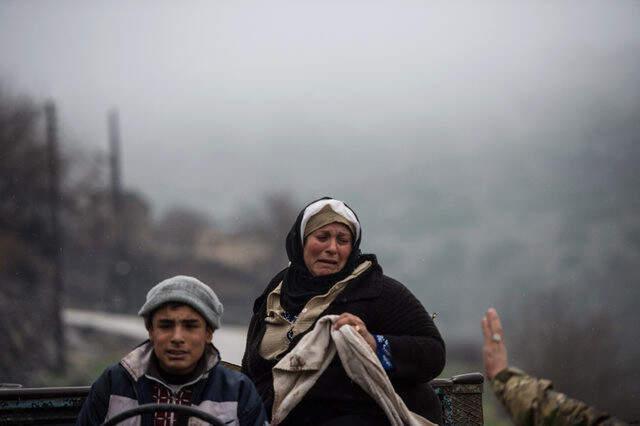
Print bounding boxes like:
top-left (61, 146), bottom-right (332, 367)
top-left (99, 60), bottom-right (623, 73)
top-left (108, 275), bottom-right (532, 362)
top-left (303, 222), bottom-right (353, 276)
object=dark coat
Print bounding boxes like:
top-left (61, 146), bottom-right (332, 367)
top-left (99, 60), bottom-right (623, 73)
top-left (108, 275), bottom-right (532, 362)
top-left (241, 261), bottom-right (446, 425)
top-left (77, 342), bottom-right (267, 426)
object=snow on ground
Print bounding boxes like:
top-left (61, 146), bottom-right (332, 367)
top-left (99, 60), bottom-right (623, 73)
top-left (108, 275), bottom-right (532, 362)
top-left (64, 309), bottom-right (248, 365)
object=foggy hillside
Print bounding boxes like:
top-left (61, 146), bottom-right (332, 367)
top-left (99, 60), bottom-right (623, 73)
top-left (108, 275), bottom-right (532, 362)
top-left (1, 0), bottom-right (639, 420)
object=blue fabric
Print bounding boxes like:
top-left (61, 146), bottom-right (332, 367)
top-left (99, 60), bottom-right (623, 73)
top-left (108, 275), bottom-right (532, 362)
top-left (374, 334), bottom-right (395, 372)
top-left (282, 311), bottom-right (298, 342)
top-left (281, 311), bottom-right (298, 324)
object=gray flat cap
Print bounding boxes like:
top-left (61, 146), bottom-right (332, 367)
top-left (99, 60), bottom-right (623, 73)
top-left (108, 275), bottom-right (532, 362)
top-left (138, 275), bottom-right (223, 330)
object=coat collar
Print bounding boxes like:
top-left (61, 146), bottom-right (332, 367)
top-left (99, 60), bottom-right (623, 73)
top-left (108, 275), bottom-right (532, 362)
top-left (332, 254), bottom-right (383, 303)
top-left (120, 340), bottom-right (220, 383)
top-left (253, 255), bottom-right (383, 315)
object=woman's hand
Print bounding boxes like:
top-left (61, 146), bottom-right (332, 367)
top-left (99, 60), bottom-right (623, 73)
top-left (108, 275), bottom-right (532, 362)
top-left (333, 312), bottom-right (377, 352)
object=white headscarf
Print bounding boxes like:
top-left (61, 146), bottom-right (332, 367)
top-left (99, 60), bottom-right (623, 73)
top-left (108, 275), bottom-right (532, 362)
top-left (299, 199), bottom-right (361, 244)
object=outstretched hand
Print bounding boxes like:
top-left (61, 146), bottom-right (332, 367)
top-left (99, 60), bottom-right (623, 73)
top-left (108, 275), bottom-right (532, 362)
top-left (333, 312), bottom-right (377, 352)
top-left (482, 308), bottom-right (508, 380)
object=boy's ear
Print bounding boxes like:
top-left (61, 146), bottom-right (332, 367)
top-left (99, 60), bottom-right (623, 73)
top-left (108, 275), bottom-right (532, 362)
top-left (145, 317), bottom-right (154, 340)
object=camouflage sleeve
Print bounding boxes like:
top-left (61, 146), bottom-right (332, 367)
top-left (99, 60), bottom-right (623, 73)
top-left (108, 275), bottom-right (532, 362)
top-left (491, 367), bottom-right (628, 426)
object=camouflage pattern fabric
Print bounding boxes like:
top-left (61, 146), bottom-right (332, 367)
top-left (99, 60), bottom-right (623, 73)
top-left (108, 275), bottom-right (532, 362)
top-left (491, 367), bottom-right (628, 426)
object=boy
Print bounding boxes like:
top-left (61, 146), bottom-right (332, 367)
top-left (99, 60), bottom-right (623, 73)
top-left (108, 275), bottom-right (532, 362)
top-left (77, 275), bottom-right (267, 425)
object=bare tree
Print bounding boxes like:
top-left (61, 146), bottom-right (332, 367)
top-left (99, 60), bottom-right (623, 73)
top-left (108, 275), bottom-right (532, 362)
top-left (0, 88), bottom-right (59, 384)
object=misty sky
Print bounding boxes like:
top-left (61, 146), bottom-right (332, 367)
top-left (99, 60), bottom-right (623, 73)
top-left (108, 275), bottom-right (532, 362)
top-left (2, 1), bottom-right (640, 342)
top-left (2, 0), bottom-right (639, 220)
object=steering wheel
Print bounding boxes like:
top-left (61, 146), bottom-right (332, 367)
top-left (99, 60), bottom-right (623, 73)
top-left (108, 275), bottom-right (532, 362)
top-left (101, 403), bottom-right (226, 426)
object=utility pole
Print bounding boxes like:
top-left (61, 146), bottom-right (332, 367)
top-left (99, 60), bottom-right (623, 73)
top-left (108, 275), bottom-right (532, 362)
top-left (45, 101), bottom-right (66, 372)
top-left (109, 109), bottom-right (122, 220)
top-left (107, 109), bottom-right (128, 311)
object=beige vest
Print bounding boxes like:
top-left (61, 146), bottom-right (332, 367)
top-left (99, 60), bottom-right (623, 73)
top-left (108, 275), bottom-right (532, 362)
top-left (259, 260), bottom-right (372, 360)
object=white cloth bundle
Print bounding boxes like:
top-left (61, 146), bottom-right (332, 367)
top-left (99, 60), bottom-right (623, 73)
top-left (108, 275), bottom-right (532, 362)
top-left (271, 315), bottom-right (436, 425)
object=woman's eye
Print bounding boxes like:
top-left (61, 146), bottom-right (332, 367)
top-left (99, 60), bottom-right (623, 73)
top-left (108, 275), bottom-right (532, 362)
top-left (338, 236), bottom-right (352, 244)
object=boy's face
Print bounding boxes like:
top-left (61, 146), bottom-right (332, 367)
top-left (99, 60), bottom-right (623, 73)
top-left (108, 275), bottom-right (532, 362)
top-left (148, 304), bottom-right (213, 375)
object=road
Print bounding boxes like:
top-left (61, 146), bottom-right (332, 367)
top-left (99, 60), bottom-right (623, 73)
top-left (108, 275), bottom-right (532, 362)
top-left (64, 309), bottom-right (248, 365)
